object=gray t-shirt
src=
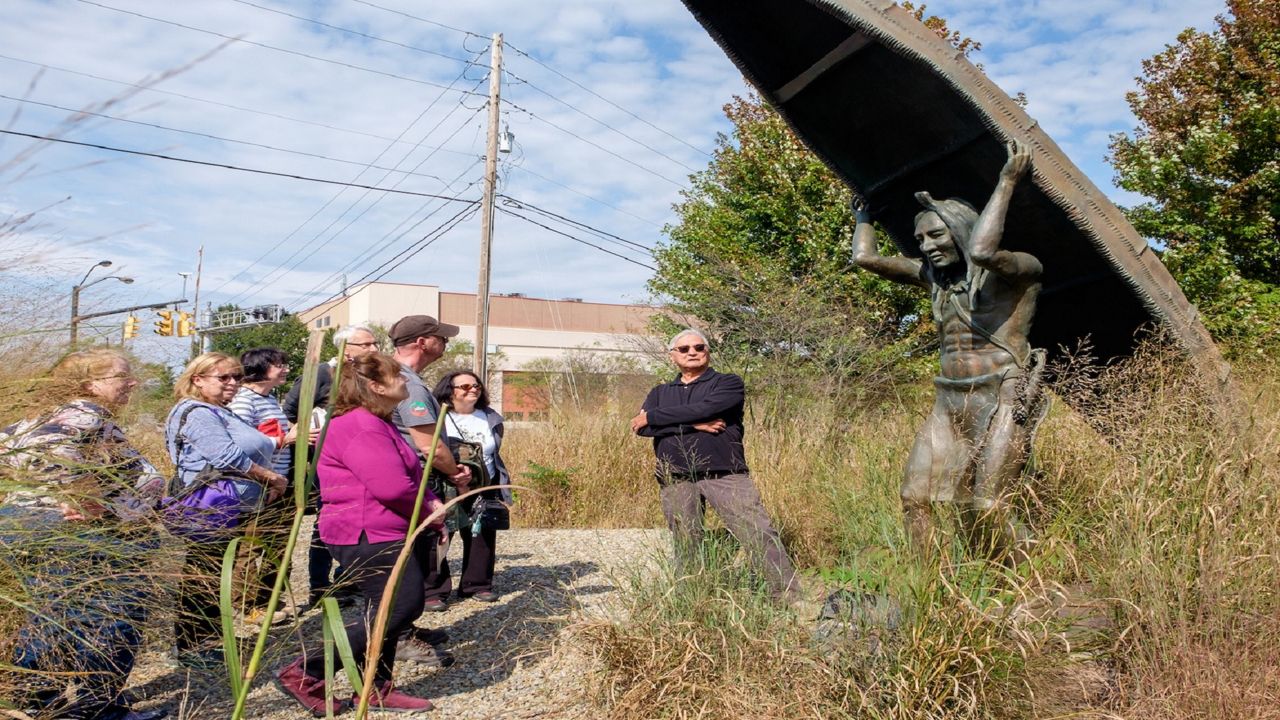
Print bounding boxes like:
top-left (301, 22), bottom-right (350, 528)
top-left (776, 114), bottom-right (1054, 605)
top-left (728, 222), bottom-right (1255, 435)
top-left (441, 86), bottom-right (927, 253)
top-left (391, 365), bottom-right (439, 455)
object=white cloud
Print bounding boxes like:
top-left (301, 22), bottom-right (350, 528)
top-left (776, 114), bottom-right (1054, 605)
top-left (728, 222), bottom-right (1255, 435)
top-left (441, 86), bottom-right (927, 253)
top-left (0, 0), bottom-right (1224, 364)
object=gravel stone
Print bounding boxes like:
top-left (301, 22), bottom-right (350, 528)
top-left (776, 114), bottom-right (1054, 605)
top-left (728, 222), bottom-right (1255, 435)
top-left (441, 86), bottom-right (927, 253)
top-left (121, 523), bottom-right (667, 718)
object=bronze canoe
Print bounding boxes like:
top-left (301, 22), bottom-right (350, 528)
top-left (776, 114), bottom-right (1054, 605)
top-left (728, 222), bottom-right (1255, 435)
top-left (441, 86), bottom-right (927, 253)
top-left (680, 0), bottom-right (1225, 380)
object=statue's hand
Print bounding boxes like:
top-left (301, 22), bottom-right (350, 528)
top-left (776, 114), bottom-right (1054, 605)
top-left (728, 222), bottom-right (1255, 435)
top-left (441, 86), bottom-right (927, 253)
top-left (851, 193), bottom-right (871, 224)
top-left (1002, 140), bottom-right (1032, 182)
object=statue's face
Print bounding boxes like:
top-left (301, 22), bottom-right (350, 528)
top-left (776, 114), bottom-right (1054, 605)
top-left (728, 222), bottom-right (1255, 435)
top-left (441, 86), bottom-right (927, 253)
top-left (915, 212), bottom-right (961, 268)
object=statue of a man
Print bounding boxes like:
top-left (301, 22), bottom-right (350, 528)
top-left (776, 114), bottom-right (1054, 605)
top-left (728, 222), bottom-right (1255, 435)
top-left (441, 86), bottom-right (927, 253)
top-left (852, 141), bottom-right (1045, 565)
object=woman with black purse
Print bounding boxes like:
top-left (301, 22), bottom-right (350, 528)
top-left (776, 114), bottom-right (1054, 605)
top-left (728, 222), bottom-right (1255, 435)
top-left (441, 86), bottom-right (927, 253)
top-left (431, 370), bottom-right (511, 603)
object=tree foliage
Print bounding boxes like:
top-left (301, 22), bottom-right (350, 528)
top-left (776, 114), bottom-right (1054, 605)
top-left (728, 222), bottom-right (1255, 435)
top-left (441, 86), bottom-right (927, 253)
top-left (649, 94), bottom-right (930, 392)
top-left (209, 311), bottom-right (310, 381)
top-left (1108, 0), bottom-right (1280, 353)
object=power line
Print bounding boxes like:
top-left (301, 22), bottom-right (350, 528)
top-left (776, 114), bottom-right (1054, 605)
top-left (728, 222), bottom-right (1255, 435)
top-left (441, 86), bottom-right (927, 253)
top-left (505, 42), bottom-right (711, 159)
top-left (503, 99), bottom-right (687, 189)
top-left (227, 0), bottom-right (478, 65)
top-left (346, 0), bottom-right (487, 40)
top-left (298, 200), bottom-right (481, 311)
top-left (498, 195), bottom-right (654, 254)
top-left (229, 101), bottom-right (487, 306)
top-left (0, 93), bottom-right (455, 183)
top-left (294, 159), bottom-right (485, 304)
top-left (209, 57), bottom-right (487, 300)
top-left (74, 0), bottom-right (487, 97)
top-left (503, 67), bottom-right (698, 173)
top-left (0, 53), bottom-right (482, 157)
top-left (504, 164), bottom-right (665, 228)
top-left (497, 205), bottom-right (656, 271)
top-left (0, 129), bottom-right (481, 201)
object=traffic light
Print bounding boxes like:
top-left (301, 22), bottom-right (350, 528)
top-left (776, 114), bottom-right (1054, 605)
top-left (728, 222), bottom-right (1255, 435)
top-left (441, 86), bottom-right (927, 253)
top-left (154, 310), bottom-right (174, 336)
top-left (123, 315), bottom-right (140, 340)
top-left (176, 311), bottom-right (195, 337)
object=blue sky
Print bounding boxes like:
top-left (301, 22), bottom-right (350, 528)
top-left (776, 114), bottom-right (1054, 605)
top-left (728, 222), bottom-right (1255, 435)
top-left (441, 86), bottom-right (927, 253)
top-left (0, 0), bottom-right (1223, 365)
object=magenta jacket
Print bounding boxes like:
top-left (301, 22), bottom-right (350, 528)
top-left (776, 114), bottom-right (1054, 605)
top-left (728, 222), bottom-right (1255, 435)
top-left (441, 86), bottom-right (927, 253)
top-left (316, 407), bottom-right (437, 545)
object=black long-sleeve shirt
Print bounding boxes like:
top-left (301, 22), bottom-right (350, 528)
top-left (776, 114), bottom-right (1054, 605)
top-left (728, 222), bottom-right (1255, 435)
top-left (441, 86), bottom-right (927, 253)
top-left (282, 361), bottom-right (334, 423)
top-left (637, 368), bottom-right (748, 479)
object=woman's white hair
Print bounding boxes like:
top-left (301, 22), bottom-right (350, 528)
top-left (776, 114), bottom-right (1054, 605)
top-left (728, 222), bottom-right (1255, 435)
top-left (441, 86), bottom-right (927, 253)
top-left (333, 324), bottom-right (376, 348)
top-left (667, 328), bottom-right (710, 351)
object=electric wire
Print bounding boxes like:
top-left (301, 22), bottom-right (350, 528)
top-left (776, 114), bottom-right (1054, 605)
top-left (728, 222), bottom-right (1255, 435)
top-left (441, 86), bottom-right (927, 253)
top-left (497, 205), bottom-right (656, 271)
top-left (503, 99), bottom-right (686, 188)
top-left (505, 42), bottom-right (711, 158)
top-left (498, 195), bottom-right (654, 254)
top-left (0, 53), bottom-right (481, 156)
top-left (300, 200), bottom-right (481, 311)
top-left (209, 48), bottom-right (488, 297)
top-left (226, 0), bottom-right (479, 65)
top-left (0, 129), bottom-right (481, 201)
top-left (74, 0), bottom-right (487, 97)
top-left (346, 0), bottom-right (487, 40)
top-left (295, 158), bottom-right (485, 304)
top-left (0, 93), bottom-right (455, 183)
top-left (502, 67), bottom-right (698, 173)
top-left (230, 101), bottom-right (486, 306)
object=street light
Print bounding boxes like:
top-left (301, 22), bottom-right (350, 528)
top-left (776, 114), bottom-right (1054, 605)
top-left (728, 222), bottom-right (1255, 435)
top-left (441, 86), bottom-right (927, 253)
top-left (70, 260), bottom-right (135, 345)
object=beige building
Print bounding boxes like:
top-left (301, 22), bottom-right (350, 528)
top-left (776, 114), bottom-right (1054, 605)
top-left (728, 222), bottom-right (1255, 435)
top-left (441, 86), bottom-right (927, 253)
top-left (298, 281), bottom-right (661, 416)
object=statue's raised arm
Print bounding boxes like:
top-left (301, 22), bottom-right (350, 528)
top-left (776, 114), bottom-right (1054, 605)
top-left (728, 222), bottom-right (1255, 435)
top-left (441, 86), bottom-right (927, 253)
top-left (967, 141), bottom-right (1043, 279)
top-left (850, 195), bottom-right (927, 287)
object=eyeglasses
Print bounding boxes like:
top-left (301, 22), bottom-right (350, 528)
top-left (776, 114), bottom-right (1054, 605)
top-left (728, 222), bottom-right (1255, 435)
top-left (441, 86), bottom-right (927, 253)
top-left (452, 383), bottom-right (482, 393)
top-left (671, 344), bottom-right (707, 354)
top-left (347, 341), bottom-right (378, 348)
top-left (202, 373), bottom-right (243, 383)
top-left (95, 373), bottom-right (137, 381)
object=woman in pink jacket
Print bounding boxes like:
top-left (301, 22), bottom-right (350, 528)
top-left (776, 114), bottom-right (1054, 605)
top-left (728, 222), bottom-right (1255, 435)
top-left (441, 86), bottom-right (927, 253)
top-left (275, 354), bottom-right (443, 715)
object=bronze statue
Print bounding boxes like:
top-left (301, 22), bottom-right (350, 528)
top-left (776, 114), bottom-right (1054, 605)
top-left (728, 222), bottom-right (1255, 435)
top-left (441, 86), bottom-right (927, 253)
top-left (852, 141), bottom-right (1045, 565)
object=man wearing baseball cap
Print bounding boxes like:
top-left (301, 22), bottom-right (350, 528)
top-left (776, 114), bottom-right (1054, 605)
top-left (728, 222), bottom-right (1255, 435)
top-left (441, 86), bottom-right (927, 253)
top-left (387, 314), bottom-right (470, 663)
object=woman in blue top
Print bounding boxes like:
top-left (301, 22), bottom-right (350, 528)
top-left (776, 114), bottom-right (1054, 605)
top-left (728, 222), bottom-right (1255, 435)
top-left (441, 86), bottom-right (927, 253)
top-left (164, 352), bottom-right (286, 670)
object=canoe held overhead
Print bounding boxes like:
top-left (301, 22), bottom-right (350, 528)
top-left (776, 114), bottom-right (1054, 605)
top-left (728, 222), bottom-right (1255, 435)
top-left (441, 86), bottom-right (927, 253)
top-left (680, 0), bottom-right (1224, 379)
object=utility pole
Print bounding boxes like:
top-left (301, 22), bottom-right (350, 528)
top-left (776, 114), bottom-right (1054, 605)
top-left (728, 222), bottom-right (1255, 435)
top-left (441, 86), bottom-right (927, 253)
top-left (474, 32), bottom-right (503, 383)
top-left (191, 245), bottom-right (204, 359)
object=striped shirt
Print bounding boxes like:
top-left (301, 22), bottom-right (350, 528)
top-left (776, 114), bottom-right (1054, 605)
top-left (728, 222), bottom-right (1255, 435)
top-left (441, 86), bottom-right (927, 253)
top-left (227, 387), bottom-right (292, 474)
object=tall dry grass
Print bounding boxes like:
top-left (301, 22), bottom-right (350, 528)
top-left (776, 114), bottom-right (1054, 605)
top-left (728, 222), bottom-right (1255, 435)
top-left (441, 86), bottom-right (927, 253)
top-left (505, 341), bottom-right (1280, 719)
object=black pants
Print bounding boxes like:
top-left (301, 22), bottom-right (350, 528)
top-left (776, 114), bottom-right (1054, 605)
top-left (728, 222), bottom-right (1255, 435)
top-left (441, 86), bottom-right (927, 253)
top-left (175, 538), bottom-right (232, 652)
top-left (302, 536), bottom-right (423, 684)
top-left (418, 519), bottom-right (497, 600)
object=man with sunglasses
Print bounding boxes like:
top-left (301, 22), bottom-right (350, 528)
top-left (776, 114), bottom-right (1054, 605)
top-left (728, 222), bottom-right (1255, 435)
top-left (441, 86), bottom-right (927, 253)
top-left (631, 329), bottom-right (800, 604)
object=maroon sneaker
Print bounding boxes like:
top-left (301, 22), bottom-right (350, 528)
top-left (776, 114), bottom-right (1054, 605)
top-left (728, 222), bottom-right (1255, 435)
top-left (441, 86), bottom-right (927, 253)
top-left (359, 681), bottom-right (435, 713)
top-left (275, 658), bottom-right (349, 717)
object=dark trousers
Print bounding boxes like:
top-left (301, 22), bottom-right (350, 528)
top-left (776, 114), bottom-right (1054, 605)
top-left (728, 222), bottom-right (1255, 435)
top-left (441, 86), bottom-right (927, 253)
top-left (2, 508), bottom-right (153, 720)
top-left (418, 495), bottom-right (499, 600)
top-left (302, 537), bottom-right (423, 684)
top-left (659, 472), bottom-right (799, 602)
top-left (176, 538), bottom-right (232, 652)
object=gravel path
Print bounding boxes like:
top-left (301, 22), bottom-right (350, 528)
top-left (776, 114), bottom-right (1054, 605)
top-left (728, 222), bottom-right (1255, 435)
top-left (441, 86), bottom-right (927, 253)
top-left (123, 525), bottom-right (667, 719)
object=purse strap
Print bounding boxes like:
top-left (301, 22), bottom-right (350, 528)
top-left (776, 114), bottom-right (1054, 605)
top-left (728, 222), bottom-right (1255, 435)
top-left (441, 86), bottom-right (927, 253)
top-left (165, 402), bottom-right (220, 497)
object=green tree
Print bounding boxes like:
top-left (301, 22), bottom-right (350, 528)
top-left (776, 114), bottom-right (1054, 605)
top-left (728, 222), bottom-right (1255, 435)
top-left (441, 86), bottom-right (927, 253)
top-left (1108, 0), bottom-right (1280, 353)
top-left (209, 310), bottom-right (310, 380)
top-left (650, 92), bottom-right (931, 391)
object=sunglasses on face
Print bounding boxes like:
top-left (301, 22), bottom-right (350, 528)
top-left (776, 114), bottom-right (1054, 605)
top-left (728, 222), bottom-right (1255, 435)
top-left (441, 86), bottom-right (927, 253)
top-left (203, 373), bottom-right (243, 383)
top-left (671, 344), bottom-right (707, 354)
top-left (453, 383), bottom-right (482, 392)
